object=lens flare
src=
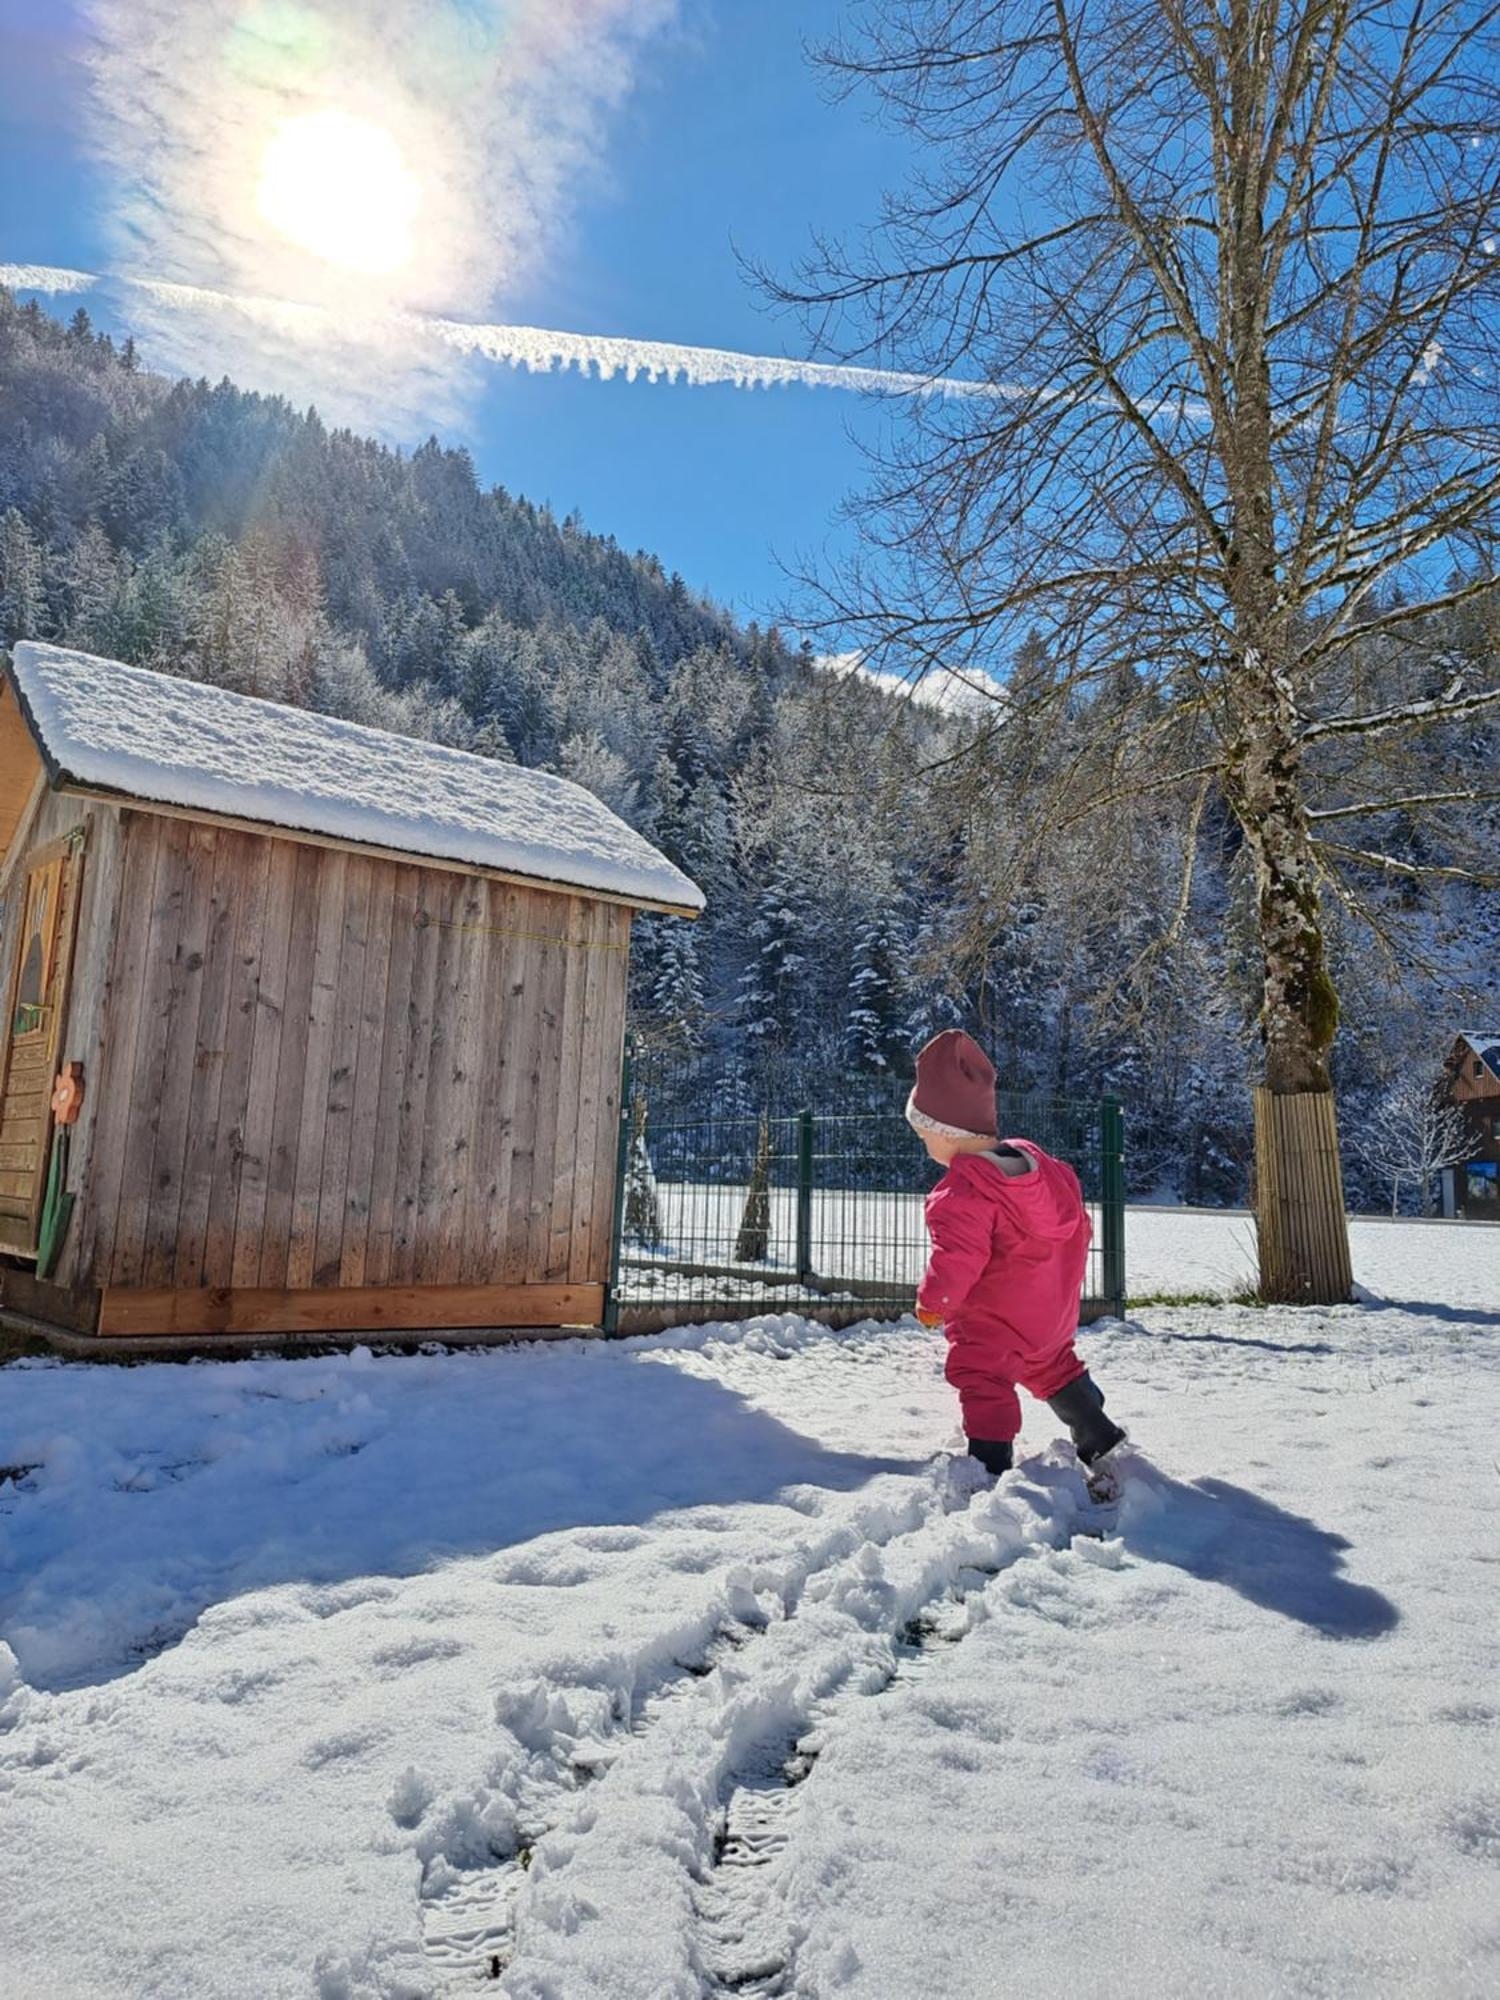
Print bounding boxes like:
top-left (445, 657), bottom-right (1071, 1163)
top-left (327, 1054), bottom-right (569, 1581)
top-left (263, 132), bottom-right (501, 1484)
top-left (256, 108), bottom-right (420, 275)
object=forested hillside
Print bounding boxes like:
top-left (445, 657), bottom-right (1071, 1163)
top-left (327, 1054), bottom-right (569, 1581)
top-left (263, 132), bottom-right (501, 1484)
top-left (1, 289), bottom-right (1495, 1206)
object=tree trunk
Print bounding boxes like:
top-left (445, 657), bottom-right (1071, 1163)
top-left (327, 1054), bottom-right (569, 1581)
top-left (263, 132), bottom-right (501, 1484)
top-left (734, 1112), bottom-right (772, 1264)
top-left (623, 1092), bottom-right (663, 1248)
top-left (1231, 658), bottom-right (1354, 1303)
top-left (1217, 16), bottom-right (1353, 1306)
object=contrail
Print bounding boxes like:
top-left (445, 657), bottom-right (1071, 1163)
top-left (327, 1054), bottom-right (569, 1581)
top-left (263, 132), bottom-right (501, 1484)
top-left (2, 263), bottom-right (100, 294)
top-left (1, 262), bottom-right (992, 401)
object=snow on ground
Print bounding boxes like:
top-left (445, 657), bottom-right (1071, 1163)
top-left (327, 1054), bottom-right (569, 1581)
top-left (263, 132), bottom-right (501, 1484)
top-left (1, 1248), bottom-right (1497, 1998)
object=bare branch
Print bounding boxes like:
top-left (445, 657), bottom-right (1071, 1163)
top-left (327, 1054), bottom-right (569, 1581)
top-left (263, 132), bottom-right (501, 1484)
top-left (1301, 681), bottom-right (1500, 743)
top-left (1309, 786), bottom-right (1500, 819)
top-left (1315, 837), bottom-right (1500, 886)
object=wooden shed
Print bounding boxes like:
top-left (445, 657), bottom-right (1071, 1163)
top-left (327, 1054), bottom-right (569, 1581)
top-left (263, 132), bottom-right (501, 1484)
top-left (0, 641), bottom-right (701, 1350)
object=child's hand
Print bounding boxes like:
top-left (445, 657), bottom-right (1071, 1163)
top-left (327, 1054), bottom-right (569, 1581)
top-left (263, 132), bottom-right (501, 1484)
top-left (914, 1307), bottom-right (944, 1329)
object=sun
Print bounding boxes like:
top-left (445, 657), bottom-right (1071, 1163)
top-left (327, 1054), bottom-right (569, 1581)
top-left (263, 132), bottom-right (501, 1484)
top-left (256, 108), bottom-right (420, 276)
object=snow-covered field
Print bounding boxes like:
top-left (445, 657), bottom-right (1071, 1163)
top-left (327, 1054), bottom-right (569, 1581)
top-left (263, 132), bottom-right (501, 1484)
top-left (2, 1237), bottom-right (1497, 1997)
top-left (622, 1192), bottom-right (1497, 1313)
top-left (1126, 1205), bottom-right (1498, 1310)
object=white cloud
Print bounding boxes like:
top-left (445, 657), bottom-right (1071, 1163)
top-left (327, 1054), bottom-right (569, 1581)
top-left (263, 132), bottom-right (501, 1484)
top-left (815, 650), bottom-right (997, 718)
top-left (76, 0), bottom-right (679, 425)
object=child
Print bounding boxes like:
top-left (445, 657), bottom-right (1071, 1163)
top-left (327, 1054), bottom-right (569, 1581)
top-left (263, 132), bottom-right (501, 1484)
top-left (906, 1030), bottom-right (1127, 1497)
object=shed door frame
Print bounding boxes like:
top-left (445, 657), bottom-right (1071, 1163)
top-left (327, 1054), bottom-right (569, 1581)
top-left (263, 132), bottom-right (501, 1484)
top-left (0, 827), bottom-right (88, 1256)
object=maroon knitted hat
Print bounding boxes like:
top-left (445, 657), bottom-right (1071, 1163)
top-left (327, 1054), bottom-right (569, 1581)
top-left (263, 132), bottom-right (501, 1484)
top-left (905, 1030), bottom-right (997, 1139)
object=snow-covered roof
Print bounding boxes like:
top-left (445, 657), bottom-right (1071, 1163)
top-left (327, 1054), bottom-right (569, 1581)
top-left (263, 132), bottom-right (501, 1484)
top-left (7, 643), bottom-right (703, 914)
top-left (1454, 1030), bottom-right (1500, 1078)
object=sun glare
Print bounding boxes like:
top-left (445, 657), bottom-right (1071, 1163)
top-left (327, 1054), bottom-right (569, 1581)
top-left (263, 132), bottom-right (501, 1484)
top-left (256, 108), bottom-right (420, 276)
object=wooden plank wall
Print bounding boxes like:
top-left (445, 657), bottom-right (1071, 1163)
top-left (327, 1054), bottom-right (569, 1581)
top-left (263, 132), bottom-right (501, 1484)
top-left (54, 804), bottom-right (124, 1273)
top-left (79, 812), bottom-right (632, 1310)
top-left (0, 791), bottom-right (120, 1265)
top-left (0, 680), bottom-right (44, 862)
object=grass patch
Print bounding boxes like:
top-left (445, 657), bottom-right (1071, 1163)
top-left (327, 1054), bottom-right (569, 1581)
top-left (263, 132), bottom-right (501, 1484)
top-left (1126, 1288), bottom-right (1269, 1310)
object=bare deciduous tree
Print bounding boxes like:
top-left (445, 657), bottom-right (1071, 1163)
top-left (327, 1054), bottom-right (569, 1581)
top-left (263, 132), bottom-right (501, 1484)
top-left (623, 1091), bottom-right (665, 1248)
top-left (734, 1112), bottom-right (774, 1263)
top-left (773, 0), bottom-right (1500, 1299)
top-left (1353, 1074), bottom-right (1474, 1214)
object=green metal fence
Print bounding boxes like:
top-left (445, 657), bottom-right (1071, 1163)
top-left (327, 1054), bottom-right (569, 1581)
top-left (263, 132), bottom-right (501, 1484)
top-left (605, 1051), bottom-right (1125, 1334)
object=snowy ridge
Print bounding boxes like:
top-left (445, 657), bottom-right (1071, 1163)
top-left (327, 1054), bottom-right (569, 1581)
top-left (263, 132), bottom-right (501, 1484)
top-left (9, 642), bottom-right (703, 912)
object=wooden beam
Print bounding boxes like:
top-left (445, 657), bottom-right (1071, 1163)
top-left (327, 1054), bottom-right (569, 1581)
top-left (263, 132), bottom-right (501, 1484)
top-left (0, 678), bottom-right (49, 879)
top-left (57, 785), bottom-right (701, 920)
top-left (0, 1262), bottom-right (102, 1334)
top-left (5, 1317), bottom-right (591, 1361)
top-left (0, 769), bottom-right (46, 891)
top-left (96, 1279), bottom-right (605, 1337)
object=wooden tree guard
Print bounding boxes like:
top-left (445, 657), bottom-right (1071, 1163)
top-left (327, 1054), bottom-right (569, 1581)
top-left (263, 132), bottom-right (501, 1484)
top-left (1253, 1087), bottom-right (1354, 1304)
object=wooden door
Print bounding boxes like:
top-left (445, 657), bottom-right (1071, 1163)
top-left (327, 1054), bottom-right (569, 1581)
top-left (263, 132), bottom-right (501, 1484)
top-left (0, 832), bottom-right (86, 1253)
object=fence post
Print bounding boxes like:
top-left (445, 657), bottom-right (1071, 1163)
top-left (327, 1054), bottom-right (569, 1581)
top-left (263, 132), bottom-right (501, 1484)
top-left (795, 1108), bottom-right (815, 1286)
top-left (601, 1036), bottom-right (636, 1336)
top-left (1100, 1095), bottom-right (1126, 1314)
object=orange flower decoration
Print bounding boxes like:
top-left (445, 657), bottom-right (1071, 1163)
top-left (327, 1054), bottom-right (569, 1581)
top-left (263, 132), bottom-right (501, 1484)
top-left (51, 1063), bottom-right (84, 1126)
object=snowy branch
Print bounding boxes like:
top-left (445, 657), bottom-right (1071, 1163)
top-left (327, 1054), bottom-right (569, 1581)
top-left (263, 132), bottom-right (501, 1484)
top-left (1313, 838), bottom-right (1500, 887)
top-left (1308, 786), bottom-right (1500, 821)
top-left (1299, 683), bottom-right (1500, 745)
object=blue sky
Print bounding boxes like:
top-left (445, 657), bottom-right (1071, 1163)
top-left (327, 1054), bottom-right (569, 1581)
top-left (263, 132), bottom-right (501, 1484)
top-left (0, 0), bottom-right (917, 623)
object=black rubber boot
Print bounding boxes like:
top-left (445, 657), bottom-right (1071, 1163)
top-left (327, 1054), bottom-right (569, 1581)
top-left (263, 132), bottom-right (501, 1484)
top-left (1047, 1373), bottom-right (1126, 1466)
top-left (966, 1438), bottom-right (1015, 1476)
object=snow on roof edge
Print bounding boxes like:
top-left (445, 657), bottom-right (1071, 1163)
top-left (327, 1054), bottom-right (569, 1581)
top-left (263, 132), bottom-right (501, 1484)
top-left (8, 644), bottom-right (704, 916)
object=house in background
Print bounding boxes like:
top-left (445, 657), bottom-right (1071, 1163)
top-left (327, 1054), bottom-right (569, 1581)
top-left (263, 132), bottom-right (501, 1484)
top-left (1439, 1030), bottom-right (1500, 1220)
top-left (0, 642), bottom-right (701, 1351)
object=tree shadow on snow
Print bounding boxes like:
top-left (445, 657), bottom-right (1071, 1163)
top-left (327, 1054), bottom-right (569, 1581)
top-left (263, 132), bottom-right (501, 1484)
top-left (0, 1350), bottom-right (925, 1692)
top-left (1358, 1298), bottom-right (1500, 1331)
top-left (1143, 1329), bottom-right (1337, 1357)
top-left (1116, 1469), bottom-right (1399, 1639)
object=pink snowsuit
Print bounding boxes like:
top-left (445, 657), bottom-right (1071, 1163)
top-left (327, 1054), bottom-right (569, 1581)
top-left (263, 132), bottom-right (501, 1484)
top-left (916, 1141), bottom-right (1092, 1442)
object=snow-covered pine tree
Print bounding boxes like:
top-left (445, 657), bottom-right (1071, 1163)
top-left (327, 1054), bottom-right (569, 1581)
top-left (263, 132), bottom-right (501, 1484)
top-left (115, 539), bottom-right (193, 672)
top-left (0, 507), bottom-right (43, 645)
top-left (901, 915), bottom-right (966, 1055)
top-left (649, 919), bottom-right (707, 1050)
top-left (737, 866), bottom-right (813, 1060)
top-left (52, 521), bottom-right (121, 654)
top-left (844, 911), bottom-right (907, 1072)
top-left (102, 447), bottom-right (184, 551)
top-left (676, 774), bottom-right (735, 904)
